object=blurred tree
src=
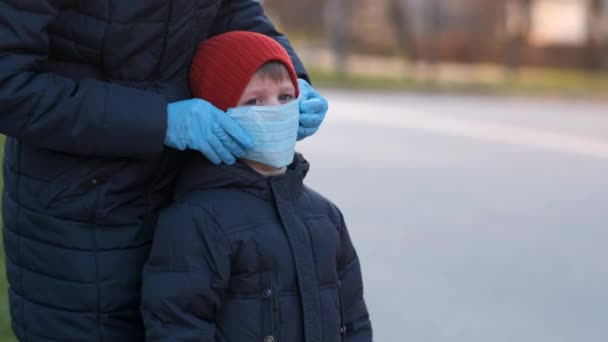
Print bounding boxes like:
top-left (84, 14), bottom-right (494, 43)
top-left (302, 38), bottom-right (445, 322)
top-left (263, 0), bottom-right (327, 37)
top-left (588, 0), bottom-right (600, 69)
top-left (590, 0), bottom-right (608, 70)
top-left (427, 0), bottom-right (441, 83)
top-left (603, 0), bottom-right (608, 70)
top-left (504, 0), bottom-right (531, 76)
top-left (470, 0), bottom-right (507, 63)
top-left (388, 0), bottom-right (417, 77)
top-left (345, 0), bottom-right (400, 54)
top-left (324, 0), bottom-right (349, 78)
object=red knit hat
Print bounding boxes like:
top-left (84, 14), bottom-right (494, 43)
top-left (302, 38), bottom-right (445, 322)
top-left (189, 31), bottom-right (300, 111)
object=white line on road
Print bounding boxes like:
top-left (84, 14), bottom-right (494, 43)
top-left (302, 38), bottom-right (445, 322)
top-left (329, 101), bottom-right (608, 160)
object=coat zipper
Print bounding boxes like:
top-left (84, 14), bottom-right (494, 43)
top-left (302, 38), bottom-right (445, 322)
top-left (262, 271), bottom-right (277, 341)
top-left (337, 280), bottom-right (346, 341)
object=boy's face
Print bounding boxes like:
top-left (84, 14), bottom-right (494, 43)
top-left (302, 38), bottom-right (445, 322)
top-left (236, 73), bottom-right (296, 107)
top-left (233, 72), bottom-right (298, 173)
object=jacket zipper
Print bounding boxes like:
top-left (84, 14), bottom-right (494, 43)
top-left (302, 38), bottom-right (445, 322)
top-left (337, 280), bottom-right (346, 341)
top-left (262, 272), bottom-right (277, 341)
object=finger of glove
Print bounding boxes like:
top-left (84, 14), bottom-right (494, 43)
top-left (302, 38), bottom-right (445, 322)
top-left (297, 78), bottom-right (314, 92)
top-left (216, 112), bottom-right (254, 149)
top-left (207, 132), bottom-right (236, 165)
top-left (300, 98), bottom-right (328, 115)
top-left (299, 113), bottom-right (324, 128)
top-left (214, 125), bottom-right (246, 158)
top-left (297, 126), bottom-right (319, 141)
top-left (297, 79), bottom-right (317, 100)
top-left (189, 111), bottom-right (222, 164)
top-left (196, 142), bottom-right (222, 165)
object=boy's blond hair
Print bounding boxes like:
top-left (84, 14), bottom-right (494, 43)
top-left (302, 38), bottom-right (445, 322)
top-left (254, 61), bottom-right (292, 83)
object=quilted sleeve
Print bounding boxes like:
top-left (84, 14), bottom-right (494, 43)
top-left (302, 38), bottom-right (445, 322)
top-left (0, 0), bottom-right (167, 157)
top-left (209, 0), bottom-right (310, 82)
top-left (141, 203), bottom-right (232, 341)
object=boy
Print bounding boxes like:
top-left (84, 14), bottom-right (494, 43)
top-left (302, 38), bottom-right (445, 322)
top-left (141, 31), bottom-right (372, 342)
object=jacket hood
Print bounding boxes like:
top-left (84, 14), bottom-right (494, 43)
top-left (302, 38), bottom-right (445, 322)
top-left (174, 152), bottom-right (310, 201)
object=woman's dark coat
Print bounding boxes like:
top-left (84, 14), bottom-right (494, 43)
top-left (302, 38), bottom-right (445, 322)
top-left (0, 1), bottom-right (306, 340)
top-left (141, 154), bottom-right (372, 342)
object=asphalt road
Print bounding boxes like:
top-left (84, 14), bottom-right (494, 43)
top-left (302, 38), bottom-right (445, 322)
top-left (298, 90), bottom-right (608, 342)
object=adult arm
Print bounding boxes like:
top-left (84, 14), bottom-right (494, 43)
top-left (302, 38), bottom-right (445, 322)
top-left (336, 211), bottom-right (373, 342)
top-left (141, 204), bottom-right (231, 341)
top-left (0, 1), bottom-right (167, 157)
top-left (209, 0), bottom-right (310, 82)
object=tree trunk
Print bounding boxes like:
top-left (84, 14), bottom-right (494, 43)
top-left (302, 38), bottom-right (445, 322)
top-left (427, 0), bottom-right (441, 83)
top-left (388, 0), bottom-right (417, 59)
top-left (388, 0), bottom-right (418, 78)
top-left (600, 0), bottom-right (608, 70)
top-left (504, 0), bottom-right (531, 77)
top-left (324, 0), bottom-right (348, 78)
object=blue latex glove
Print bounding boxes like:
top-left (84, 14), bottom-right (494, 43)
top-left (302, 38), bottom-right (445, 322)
top-left (164, 99), bottom-right (254, 164)
top-left (297, 78), bottom-right (329, 140)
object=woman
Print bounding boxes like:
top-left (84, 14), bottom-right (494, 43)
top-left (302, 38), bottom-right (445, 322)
top-left (0, 1), bottom-right (327, 340)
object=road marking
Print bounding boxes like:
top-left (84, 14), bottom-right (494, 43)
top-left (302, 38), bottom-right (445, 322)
top-left (329, 101), bottom-right (608, 160)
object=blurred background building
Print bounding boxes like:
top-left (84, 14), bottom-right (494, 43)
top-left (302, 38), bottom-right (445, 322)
top-left (262, 0), bottom-right (608, 88)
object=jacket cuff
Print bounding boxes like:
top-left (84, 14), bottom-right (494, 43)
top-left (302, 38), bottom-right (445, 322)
top-left (99, 84), bottom-right (168, 158)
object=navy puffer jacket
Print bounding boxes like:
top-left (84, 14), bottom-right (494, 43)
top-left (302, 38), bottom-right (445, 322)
top-left (142, 153), bottom-right (372, 342)
top-left (0, 1), bottom-right (306, 341)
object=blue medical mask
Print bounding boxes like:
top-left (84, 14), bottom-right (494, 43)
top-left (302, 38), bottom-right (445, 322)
top-left (227, 97), bottom-right (300, 168)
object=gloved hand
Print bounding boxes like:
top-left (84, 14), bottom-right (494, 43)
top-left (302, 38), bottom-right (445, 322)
top-left (164, 99), bottom-right (254, 164)
top-left (297, 78), bottom-right (329, 140)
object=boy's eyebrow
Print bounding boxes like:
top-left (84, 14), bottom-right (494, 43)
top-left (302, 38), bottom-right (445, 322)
top-left (278, 85), bottom-right (296, 93)
top-left (241, 87), bottom-right (265, 96)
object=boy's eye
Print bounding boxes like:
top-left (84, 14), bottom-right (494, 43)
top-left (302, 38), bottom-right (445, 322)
top-left (245, 98), bottom-right (260, 105)
top-left (278, 94), bottom-right (294, 102)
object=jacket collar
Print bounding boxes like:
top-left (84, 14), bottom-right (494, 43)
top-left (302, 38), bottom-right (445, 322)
top-left (175, 152), bottom-right (310, 202)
